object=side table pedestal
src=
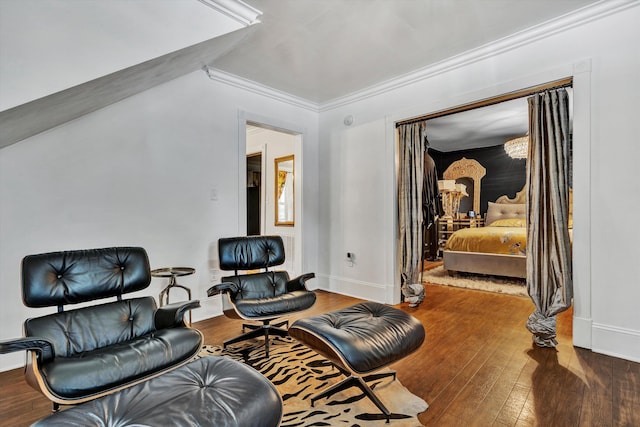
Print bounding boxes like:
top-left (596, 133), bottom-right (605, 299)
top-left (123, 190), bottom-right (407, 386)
top-left (151, 267), bottom-right (195, 325)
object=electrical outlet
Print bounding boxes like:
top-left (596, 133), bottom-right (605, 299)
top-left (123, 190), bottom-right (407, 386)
top-left (346, 252), bottom-right (354, 267)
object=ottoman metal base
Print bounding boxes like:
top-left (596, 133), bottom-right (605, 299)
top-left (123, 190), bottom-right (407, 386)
top-left (311, 371), bottom-right (397, 419)
top-left (290, 302), bottom-right (425, 423)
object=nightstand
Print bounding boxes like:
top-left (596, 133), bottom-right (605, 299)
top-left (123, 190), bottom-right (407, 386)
top-left (437, 216), bottom-right (485, 257)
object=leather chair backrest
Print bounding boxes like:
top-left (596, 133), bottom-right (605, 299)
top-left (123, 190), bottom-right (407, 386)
top-left (219, 236), bottom-right (285, 271)
top-left (24, 297), bottom-right (156, 357)
top-left (21, 247), bottom-right (151, 308)
top-left (221, 271), bottom-right (290, 301)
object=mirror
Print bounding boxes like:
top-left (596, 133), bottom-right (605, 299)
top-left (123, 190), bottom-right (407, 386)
top-left (274, 155), bottom-right (294, 226)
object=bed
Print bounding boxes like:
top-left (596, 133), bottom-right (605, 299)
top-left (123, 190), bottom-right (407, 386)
top-left (442, 190), bottom-right (528, 278)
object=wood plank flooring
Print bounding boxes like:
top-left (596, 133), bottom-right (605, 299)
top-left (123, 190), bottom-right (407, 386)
top-left (1, 285), bottom-right (639, 426)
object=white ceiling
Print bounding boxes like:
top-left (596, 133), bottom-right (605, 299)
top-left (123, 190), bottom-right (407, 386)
top-left (425, 86), bottom-right (574, 152)
top-left (211, 0), bottom-right (598, 103)
top-left (425, 97), bottom-right (529, 152)
top-left (0, 0), bottom-right (598, 148)
top-left (218, 0), bottom-right (590, 152)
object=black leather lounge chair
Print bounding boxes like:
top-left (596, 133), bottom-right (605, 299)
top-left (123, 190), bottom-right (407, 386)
top-left (207, 235), bottom-right (316, 357)
top-left (0, 247), bottom-right (203, 411)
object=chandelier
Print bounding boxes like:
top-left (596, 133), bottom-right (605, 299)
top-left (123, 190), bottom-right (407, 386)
top-left (504, 135), bottom-right (529, 159)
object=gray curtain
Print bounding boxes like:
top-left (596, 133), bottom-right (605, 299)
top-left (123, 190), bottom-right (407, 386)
top-left (525, 88), bottom-right (573, 347)
top-left (397, 122), bottom-right (427, 306)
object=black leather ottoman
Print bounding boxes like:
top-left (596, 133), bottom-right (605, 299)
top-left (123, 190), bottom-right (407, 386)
top-left (289, 301), bottom-right (425, 423)
top-left (32, 356), bottom-right (282, 427)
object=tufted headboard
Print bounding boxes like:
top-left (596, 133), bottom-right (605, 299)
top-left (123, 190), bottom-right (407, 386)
top-left (495, 184), bottom-right (527, 204)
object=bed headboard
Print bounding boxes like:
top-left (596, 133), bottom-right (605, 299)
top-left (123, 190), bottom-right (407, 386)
top-left (488, 185), bottom-right (573, 227)
top-left (495, 185), bottom-right (527, 204)
top-left (486, 185), bottom-right (527, 225)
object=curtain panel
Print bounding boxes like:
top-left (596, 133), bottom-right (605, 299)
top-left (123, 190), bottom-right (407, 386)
top-left (525, 88), bottom-right (573, 348)
top-left (397, 122), bottom-right (427, 305)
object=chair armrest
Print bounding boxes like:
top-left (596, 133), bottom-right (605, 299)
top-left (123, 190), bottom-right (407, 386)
top-left (155, 300), bottom-right (200, 329)
top-left (286, 272), bottom-right (315, 292)
top-left (206, 282), bottom-right (239, 297)
top-left (0, 337), bottom-right (54, 363)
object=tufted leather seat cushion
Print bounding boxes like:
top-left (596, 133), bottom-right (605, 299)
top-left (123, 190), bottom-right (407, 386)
top-left (32, 356), bottom-right (283, 427)
top-left (39, 328), bottom-right (202, 399)
top-left (234, 290), bottom-right (317, 318)
top-left (222, 271), bottom-right (290, 300)
top-left (290, 302), bottom-right (425, 374)
top-left (26, 298), bottom-right (158, 358)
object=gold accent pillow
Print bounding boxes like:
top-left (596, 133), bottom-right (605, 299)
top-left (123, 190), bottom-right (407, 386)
top-left (490, 218), bottom-right (526, 227)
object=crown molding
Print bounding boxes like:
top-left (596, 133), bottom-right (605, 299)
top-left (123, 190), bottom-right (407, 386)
top-left (202, 0), bottom-right (636, 113)
top-left (203, 66), bottom-right (320, 112)
top-left (197, 0), bottom-right (262, 26)
top-left (319, 0), bottom-right (639, 112)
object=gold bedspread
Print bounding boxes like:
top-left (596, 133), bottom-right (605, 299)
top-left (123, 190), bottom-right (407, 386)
top-left (444, 225), bottom-right (527, 256)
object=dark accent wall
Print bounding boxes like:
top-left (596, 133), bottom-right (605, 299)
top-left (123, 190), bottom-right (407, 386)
top-left (430, 145), bottom-right (526, 216)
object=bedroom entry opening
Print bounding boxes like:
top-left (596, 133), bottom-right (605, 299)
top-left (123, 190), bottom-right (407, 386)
top-left (395, 77), bottom-right (573, 311)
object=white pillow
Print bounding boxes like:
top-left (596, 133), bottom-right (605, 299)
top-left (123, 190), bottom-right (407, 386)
top-left (485, 202), bottom-right (526, 226)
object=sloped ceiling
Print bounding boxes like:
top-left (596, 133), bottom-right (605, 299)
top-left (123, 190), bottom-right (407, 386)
top-left (0, 0), bottom-right (602, 149)
top-left (0, 0), bottom-right (261, 148)
top-left (0, 0), bottom-right (260, 110)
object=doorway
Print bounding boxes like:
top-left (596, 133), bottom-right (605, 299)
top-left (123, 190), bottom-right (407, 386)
top-left (246, 152), bottom-right (262, 235)
top-left (397, 83), bottom-right (574, 332)
top-left (244, 120), bottom-right (303, 276)
top-left (390, 64), bottom-right (591, 349)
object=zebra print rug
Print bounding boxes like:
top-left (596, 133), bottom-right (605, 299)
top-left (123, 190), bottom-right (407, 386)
top-left (198, 336), bottom-right (427, 426)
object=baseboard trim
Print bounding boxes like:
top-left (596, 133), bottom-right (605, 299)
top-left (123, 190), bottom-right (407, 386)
top-left (315, 273), bottom-right (389, 303)
top-left (591, 322), bottom-right (640, 364)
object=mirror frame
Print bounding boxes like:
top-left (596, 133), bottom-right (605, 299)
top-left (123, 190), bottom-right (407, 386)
top-left (442, 157), bottom-right (486, 214)
top-left (274, 154), bottom-right (294, 226)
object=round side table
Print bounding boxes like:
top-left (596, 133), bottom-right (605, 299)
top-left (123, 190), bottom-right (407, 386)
top-left (151, 267), bottom-right (195, 326)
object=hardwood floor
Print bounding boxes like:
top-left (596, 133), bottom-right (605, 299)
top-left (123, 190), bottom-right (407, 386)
top-left (1, 286), bottom-right (639, 426)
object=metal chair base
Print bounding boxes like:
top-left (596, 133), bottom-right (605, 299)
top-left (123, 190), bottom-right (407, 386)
top-left (224, 319), bottom-right (289, 357)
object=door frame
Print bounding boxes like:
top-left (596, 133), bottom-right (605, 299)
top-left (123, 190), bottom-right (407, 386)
top-left (238, 110), bottom-right (305, 276)
top-left (388, 59), bottom-right (592, 349)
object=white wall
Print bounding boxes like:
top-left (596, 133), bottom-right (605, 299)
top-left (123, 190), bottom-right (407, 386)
top-left (319, 120), bottom-right (396, 302)
top-left (0, 70), bottom-right (319, 371)
top-left (316, 5), bottom-right (640, 362)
